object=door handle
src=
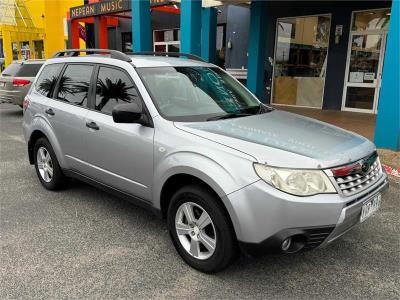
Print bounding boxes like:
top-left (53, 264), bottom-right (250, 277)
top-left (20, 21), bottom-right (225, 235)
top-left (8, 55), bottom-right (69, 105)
top-left (86, 121), bottom-right (100, 130)
top-left (45, 108), bottom-right (55, 116)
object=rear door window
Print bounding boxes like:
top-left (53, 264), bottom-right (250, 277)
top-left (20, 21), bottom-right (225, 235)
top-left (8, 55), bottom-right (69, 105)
top-left (56, 64), bottom-right (94, 107)
top-left (1, 63), bottom-right (21, 77)
top-left (35, 64), bottom-right (64, 98)
top-left (16, 63), bottom-right (43, 77)
top-left (95, 66), bottom-right (140, 115)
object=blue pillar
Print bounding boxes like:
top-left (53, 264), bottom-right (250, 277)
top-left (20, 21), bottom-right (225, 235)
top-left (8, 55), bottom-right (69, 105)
top-left (180, 0), bottom-right (202, 56)
top-left (201, 7), bottom-right (217, 63)
top-left (132, 0), bottom-right (152, 52)
top-left (246, 1), bottom-right (268, 101)
top-left (374, 0), bottom-right (400, 150)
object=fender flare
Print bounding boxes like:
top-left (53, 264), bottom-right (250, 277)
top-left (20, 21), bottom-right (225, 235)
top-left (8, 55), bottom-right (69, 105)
top-left (28, 115), bottom-right (67, 168)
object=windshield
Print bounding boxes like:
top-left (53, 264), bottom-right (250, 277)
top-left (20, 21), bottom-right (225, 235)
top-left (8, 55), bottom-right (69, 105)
top-left (137, 66), bottom-right (264, 122)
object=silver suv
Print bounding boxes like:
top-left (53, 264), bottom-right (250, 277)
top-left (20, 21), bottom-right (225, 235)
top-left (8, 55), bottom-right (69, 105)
top-left (23, 49), bottom-right (389, 273)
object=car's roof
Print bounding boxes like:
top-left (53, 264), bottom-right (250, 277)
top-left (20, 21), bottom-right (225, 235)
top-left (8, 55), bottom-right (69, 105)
top-left (128, 55), bottom-right (212, 68)
top-left (12, 59), bottom-right (46, 64)
top-left (45, 54), bottom-right (213, 68)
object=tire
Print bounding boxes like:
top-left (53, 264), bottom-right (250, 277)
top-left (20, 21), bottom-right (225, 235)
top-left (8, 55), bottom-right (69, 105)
top-left (33, 137), bottom-right (65, 190)
top-left (167, 184), bottom-right (237, 273)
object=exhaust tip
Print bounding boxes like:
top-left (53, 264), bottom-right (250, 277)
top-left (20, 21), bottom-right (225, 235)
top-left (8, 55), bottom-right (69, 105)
top-left (281, 237), bottom-right (292, 251)
top-left (281, 235), bottom-right (306, 253)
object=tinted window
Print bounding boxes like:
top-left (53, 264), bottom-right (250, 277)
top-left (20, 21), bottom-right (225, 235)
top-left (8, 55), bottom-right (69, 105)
top-left (16, 63), bottom-right (43, 77)
top-left (35, 64), bottom-right (64, 97)
top-left (56, 64), bottom-right (93, 107)
top-left (95, 67), bottom-right (140, 114)
top-left (1, 63), bottom-right (21, 77)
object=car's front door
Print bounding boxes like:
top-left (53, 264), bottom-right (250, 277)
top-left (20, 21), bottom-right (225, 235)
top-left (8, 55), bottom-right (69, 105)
top-left (84, 65), bottom-right (154, 201)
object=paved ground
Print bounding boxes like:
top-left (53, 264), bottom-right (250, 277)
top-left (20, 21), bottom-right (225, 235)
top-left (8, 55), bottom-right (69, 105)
top-left (1, 103), bottom-right (399, 299)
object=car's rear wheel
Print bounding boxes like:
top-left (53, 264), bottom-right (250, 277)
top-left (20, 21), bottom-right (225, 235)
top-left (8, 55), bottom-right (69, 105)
top-left (167, 184), bottom-right (237, 273)
top-left (33, 137), bottom-right (65, 190)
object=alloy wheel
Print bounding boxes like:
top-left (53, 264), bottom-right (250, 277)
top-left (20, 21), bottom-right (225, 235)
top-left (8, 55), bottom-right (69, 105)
top-left (175, 202), bottom-right (217, 260)
top-left (36, 146), bottom-right (53, 183)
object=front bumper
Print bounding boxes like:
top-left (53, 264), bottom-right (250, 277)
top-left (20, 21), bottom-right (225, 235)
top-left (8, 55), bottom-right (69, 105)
top-left (223, 173), bottom-right (389, 256)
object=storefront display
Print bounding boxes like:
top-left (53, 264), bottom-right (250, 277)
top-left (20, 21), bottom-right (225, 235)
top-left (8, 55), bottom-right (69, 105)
top-left (272, 15), bottom-right (331, 108)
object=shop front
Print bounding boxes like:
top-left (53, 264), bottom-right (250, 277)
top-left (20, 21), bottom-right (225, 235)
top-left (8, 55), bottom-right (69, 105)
top-left (262, 1), bottom-right (392, 116)
top-left (65, 0), bottom-right (398, 150)
top-left (0, 0), bottom-right (45, 67)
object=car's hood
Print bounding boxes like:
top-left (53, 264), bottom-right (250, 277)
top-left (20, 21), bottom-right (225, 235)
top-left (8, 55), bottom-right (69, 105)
top-left (174, 110), bottom-right (376, 169)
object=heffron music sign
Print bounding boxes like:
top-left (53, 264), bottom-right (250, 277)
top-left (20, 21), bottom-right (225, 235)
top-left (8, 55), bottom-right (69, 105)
top-left (70, 0), bottom-right (175, 20)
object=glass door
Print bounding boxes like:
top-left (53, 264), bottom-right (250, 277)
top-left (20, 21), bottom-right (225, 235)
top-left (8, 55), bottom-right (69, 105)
top-left (342, 9), bottom-right (390, 113)
top-left (342, 32), bottom-right (386, 113)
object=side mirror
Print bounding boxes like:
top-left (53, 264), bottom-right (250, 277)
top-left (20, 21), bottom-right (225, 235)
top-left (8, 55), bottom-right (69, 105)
top-left (112, 103), bottom-right (143, 124)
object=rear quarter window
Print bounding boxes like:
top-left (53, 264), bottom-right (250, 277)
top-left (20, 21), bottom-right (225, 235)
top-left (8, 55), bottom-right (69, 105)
top-left (35, 64), bottom-right (64, 98)
top-left (16, 63), bottom-right (43, 77)
top-left (1, 63), bottom-right (21, 77)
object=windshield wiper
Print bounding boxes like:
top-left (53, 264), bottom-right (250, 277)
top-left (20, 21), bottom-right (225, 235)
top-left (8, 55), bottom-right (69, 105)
top-left (207, 113), bottom-right (253, 121)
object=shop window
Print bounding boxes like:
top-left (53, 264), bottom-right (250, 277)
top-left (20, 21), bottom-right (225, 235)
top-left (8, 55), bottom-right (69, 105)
top-left (122, 32), bottom-right (132, 53)
top-left (0, 38), bottom-right (3, 58)
top-left (216, 24), bottom-right (226, 68)
top-left (12, 42), bottom-right (18, 60)
top-left (352, 9), bottom-right (391, 31)
top-left (153, 29), bottom-right (180, 53)
top-left (34, 40), bottom-right (44, 59)
top-left (20, 41), bottom-right (30, 60)
top-left (272, 15), bottom-right (331, 108)
top-left (0, 39), bottom-right (4, 71)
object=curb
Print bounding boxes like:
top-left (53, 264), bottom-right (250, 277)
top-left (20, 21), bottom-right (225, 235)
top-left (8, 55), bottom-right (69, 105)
top-left (383, 164), bottom-right (400, 178)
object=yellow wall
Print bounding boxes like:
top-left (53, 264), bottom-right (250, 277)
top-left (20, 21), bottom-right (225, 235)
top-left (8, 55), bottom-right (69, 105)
top-left (25, 0), bottom-right (84, 58)
top-left (0, 25), bottom-right (45, 65)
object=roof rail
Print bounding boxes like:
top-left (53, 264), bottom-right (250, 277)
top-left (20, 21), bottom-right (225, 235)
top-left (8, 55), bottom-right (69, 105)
top-left (127, 51), bottom-right (206, 62)
top-left (52, 49), bottom-right (132, 62)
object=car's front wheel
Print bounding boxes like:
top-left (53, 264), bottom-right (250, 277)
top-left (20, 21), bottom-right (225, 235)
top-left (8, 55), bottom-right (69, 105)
top-left (167, 184), bottom-right (237, 273)
top-left (33, 137), bottom-right (65, 190)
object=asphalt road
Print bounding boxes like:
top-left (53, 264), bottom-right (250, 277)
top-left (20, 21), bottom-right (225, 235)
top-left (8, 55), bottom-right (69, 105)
top-left (1, 103), bottom-right (399, 299)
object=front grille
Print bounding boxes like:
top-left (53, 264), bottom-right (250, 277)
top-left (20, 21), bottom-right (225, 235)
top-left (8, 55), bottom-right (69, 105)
top-left (303, 227), bottom-right (334, 250)
top-left (333, 157), bottom-right (383, 196)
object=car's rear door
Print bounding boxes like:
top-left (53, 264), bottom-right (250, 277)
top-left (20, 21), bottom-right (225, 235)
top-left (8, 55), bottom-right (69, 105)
top-left (83, 65), bottom-right (154, 201)
top-left (45, 63), bottom-right (94, 172)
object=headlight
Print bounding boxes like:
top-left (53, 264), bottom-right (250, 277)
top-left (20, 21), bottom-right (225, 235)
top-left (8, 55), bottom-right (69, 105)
top-left (254, 163), bottom-right (336, 196)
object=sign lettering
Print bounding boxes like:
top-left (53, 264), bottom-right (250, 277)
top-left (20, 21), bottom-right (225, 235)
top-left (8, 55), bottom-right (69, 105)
top-left (70, 0), bottom-right (174, 20)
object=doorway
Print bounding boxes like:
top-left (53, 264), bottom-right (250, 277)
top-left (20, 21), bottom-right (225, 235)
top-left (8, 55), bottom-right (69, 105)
top-left (342, 9), bottom-right (390, 114)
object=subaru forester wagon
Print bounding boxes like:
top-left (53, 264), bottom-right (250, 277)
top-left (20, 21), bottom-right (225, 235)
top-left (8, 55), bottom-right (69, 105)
top-left (23, 49), bottom-right (389, 273)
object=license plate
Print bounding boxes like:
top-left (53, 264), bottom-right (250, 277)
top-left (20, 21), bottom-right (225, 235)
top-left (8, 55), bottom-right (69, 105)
top-left (360, 193), bottom-right (381, 222)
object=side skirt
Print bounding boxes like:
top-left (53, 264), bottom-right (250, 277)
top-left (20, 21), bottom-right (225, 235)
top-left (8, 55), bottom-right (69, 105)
top-left (62, 169), bottom-right (163, 219)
